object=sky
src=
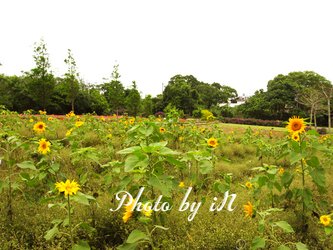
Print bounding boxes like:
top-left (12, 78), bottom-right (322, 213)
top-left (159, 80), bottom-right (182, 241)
top-left (1, 0), bottom-right (333, 98)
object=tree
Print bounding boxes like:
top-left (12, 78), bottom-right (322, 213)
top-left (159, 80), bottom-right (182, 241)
top-left (125, 81), bottom-right (141, 116)
top-left (102, 64), bottom-right (125, 115)
top-left (63, 49), bottom-right (80, 112)
top-left (163, 75), bottom-right (201, 115)
top-left (141, 94), bottom-right (153, 116)
top-left (239, 89), bottom-right (271, 119)
top-left (296, 88), bottom-right (324, 128)
top-left (26, 39), bottom-right (55, 110)
top-left (317, 80), bottom-right (333, 132)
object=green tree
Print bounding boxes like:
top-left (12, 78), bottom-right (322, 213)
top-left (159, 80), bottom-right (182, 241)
top-left (102, 64), bottom-right (125, 115)
top-left (25, 39), bottom-right (55, 110)
top-left (239, 89), bottom-right (271, 119)
top-left (141, 94), bottom-right (153, 116)
top-left (63, 49), bottom-right (80, 112)
top-left (125, 81), bottom-right (141, 116)
top-left (163, 75), bottom-right (200, 115)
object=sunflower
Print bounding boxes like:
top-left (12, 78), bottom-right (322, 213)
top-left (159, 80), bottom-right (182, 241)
top-left (47, 117), bottom-right (53, 121)
top-left (75, 121), bottom-right (84, 127)
top-left (179, 181), bottom-right (185, 188)
top-left (38, 138), bottom-right (51, 154)
top-left (141, 203), bottom-right (153, 217)
top-left (320, 215), bottom-right (331, 226)
top-left (244, 201), bottom-right (255, 218)
top-left (33, 121), bottom-right (46, 133)
top-left (55, 180), bottom-right (80, 197)
top-left (66, 111), bottom-right (75, 117)
top-left (245, 181), bottom-right (253, 189)
top-left (129, 118), bottom-right (135, 125)
top-left (159, 127), bottom-right (166, 133)
top-left (278, 167), bottom-right (285, 175)
top-left (291, 132), bottom-right (300, 142)
top-left (39, 110), bottom-right (47, 115)
top-left (66, 128), bottom-right (74, 137)
top-left (123, 198), bottom-right (136, 223)
top-left (207, 137), bottom-right (218, 148)
top-left (286, 116), bottom-right (305, 134)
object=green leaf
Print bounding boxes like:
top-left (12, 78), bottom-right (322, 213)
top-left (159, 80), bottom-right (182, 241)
top-left (73, 240), bottom-right (91, 250)
top-left (44, 225), bottom-right (59, 241)
top-left (309, 166), bottom-right (326, 193)
top-left (281, 172), bottom-right (294, 188)
top-left (147, 175), bottom-right (172, 197)
top-left (124, 153), bottom-right (149, 172)
top-left (117, 243), bottom-right (138, 250)
top-left (267, 168), bottom-right (278, 175)
top-left (274, 221), bottom-right (294, 233)
top-left (295, 242), bottom-right (308, 250)
top-left (157, 147), bottom-right (179, 156)
top-left (251, 236), bottom-right (265, 249)
top-left (306, 156), bottom-right (320, 168)
top-left (126, 229), bottom-right (149, 244)
top-left (149, 141), bottom-right (168, 148)
top-left (257, 176), bottom-right (268, 188)
top-left (71, 192), bottom-right (94, 205)
top-left (277, 245), bottom-right (291, 250)
top-left (324, 226), bottom-right (333, 235)
top-left (17, 161), bottom-right (37, 170)
top-left (117, 146), bottom-right (141, 155)
top-left (199, 160), bottom-right (213, 174)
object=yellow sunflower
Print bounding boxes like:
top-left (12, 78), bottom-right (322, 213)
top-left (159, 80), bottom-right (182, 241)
top-left (207, 137), bottom-right (218, 148)
top-left (75, 121), bottom-right (84, 127)
top-left (245, 181), bottom-right (253, 189)
top-left (38, 138), bottom-right (51, 155)
top-left (33, 121), bottom-right (46, 133)
top-left (179, 181), bottom-right (185, 188)
top-left (159, 127), bottom-right (166, 133)
top-left (141, 203), bottom-right (153, 217)
top-left (123, 198), bottom-right (136, 223)
top-left (66, 111), bottom-right (75, 117)
top-left (55, 180), bottom-right (80, 197)
top-left (244, 201), bottom-right (254, 218)
top-left (320, 215), bottom-right (331, 226)
top-left (278, 167), bottom-right (285, 175)
top-left (66, 128), bottom-right (74, 137)
top-left (286, 116), bottom-right (305, 134)
top-left (291, 132), bottom-right (300, 142)
top-left (129, 118), bottom-right (135, 125)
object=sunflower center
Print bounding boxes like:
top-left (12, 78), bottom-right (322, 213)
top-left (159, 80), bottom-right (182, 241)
top-left (38, 125), bottom-right (44, 129)
top-left (292, 122), bottom-right (301, 130)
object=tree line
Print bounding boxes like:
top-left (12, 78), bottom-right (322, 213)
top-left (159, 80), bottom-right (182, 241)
top-left (0, 40), bottom-right (238, 117)
top-left (238, 71), bottom-right (333, 127)
top-left (1, 40), bottom-right (333, 128)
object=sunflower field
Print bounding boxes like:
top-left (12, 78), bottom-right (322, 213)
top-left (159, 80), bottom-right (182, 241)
top-left (1, 112), bottom-right (333, 249)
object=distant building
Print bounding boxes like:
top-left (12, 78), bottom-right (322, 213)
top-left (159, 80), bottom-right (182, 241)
top-left (218, 94), bottom-right (248, 108)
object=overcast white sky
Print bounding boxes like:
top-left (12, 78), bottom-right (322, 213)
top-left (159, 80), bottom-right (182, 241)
top-left (1, 0), bottom-right (333, 97)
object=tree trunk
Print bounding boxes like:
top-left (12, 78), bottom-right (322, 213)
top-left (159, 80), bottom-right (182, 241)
top-left (310, 106), bottom-right (313, 128)
top-left (328, 99), bottom-right (331, 133)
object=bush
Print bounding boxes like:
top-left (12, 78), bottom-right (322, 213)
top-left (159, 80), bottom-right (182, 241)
top-left (219, 117), bottom-right (283, 127)
top-left (201, 109), bottom-right (215, 120)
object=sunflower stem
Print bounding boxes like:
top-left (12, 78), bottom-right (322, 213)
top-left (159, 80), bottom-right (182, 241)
top-left (299, 137), bottom-right (306, 229)
top-left (68, 195), bottom-right (74, 248)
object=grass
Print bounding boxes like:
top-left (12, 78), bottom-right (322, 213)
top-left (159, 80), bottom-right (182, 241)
top-left (1, 116), bottom-right (333, 249)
